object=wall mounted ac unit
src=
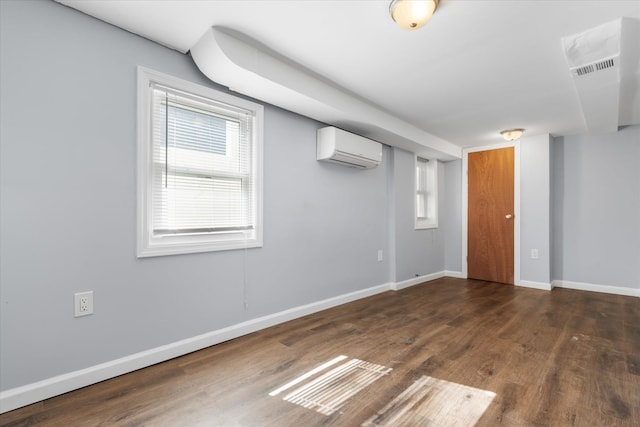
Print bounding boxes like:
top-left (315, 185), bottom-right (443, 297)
top-left (316, 127), bottom-right (382, 169)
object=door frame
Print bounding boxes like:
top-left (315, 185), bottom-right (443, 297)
top-left (462, 141), bottom-right (521, 285)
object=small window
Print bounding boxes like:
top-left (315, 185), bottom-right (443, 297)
top-left (415, 156), bottom-right (438, 229)
top-left (137, 67), bottom-right (263, 257)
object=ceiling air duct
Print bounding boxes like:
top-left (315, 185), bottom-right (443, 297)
top-left (562, 19), bottom-right (622, 134)
top-left (189, 27), bottom-right (461, 160)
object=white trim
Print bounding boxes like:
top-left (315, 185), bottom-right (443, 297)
top-left (414, 156), bottom-right (438, 230)
top-left (390, 271), bottom-right (445, 291)
top-left (0, 272), bottom-right (473, 413)
top-left (136, 66), bottom-right (264, 257)
top-left (462, 141), bottom-right (520, 285)
top-left (444, 270), bottom-right (466, 279)
top-left (517, 280), bottom-right (553, 291)
top-left (0, 282), bottom-right (391, 414)
top-left (552, 280), bottom-right (640, 297)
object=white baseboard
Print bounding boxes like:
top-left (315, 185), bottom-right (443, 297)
top-left (517, 280), bottom-right (553, 291)
top-left (6, 271), bottom-right (632, 414)
top-left (0, 282), bottom-right (392, 414)
top-left (444, 270), bottom-right (465, 279)
top-left (10, 274), bottom-right (633, 413)
top-left (390, 271), bottom-right (445, 291)
top-left (552, 280), bottom-right (639, 297)
top-left (1, 271), bottom-right (464, 414)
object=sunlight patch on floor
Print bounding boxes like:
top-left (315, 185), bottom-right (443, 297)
top-left (269, 355), bottom-right (349, 397)
top-left (270, 356), bottom-right (392, 416)
top-left (361, 375), bottom-right (496, 427)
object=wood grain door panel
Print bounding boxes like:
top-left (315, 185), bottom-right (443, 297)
top-left (468, 147), bottom-right (514, 284)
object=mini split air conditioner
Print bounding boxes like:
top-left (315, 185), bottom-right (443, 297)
top-left (316, 127), bottom-right (382, 169)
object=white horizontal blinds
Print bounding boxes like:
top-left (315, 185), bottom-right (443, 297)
top-left (150, 83), bottom-right (254, 236)
top-left (416, 157), bottom-right (428, 219)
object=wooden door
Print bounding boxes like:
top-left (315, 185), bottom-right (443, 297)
top-left (468, 147), bottom-right (514, 284)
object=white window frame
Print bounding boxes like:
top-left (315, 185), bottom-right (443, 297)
top-left (415, 156), bottom-right (438, 229)
top-left (137, 67), bottom-right (263, 257)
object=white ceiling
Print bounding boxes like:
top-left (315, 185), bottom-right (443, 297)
top-left (56, 0), bottom-right (640, 154)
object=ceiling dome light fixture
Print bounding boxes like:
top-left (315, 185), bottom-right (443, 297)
top-left (389, 0), bottom-right (438, 31)
top-left (500, 128), bottom-right (525, 141)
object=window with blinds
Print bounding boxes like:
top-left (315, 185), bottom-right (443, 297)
top-left (137, 67), bottom-right (263, 257)
top-left (415, 156), bottom-right (438, 229)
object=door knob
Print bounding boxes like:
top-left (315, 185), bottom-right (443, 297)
top-left (505, 214), bottom-right (513, 219)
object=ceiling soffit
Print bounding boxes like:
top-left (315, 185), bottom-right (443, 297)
top-left (190, 27), bottom-right (461, 160)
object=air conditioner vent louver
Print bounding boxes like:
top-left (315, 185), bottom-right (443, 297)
top-left (572, 57), bottom-right (616, 77)
top-left (596, 58), bottom-right (615, 70)
top-left (574, 64), bottom-right (594, 76)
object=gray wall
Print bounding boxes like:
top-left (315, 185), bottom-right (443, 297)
top-left (520, 134), bottom-right (552, 284)
top-left (9, 0), bottom-right (637, 398)
top-left (444, 160), bottom-right (462, 273)
top-left (0, 0), bottom-right (394, 391)
top-left (392, 149), bottom-right (446, 281)
top-left (552, 126), bottom-right (640, 289)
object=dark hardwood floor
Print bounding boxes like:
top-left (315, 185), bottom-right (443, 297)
top-left (2, 278), bottom-right (639, 426)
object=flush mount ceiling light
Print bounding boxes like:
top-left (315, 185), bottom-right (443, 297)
top-left (389, 0), bottom-right (438, 30)
top-left (500, 128), bottom-right (525, 141)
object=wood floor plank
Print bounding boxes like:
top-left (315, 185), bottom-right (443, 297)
top-left (1, 278), bottom-right (638, 426)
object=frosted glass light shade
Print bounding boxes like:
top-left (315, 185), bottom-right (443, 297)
top-left (390, 0), bottom-right (438, 30)
top-left (500, 129), bottom-right (524, 141)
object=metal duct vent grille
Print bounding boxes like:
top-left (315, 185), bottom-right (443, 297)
top-left (573, 57), bottom-right (616, 77)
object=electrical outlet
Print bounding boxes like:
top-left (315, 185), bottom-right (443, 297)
top-left (377, 249), bottom-right (384, 262)
top-left (74, 291), bottom-right (94, 317)
top-left (531, 249), bottom-right (539, 260)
